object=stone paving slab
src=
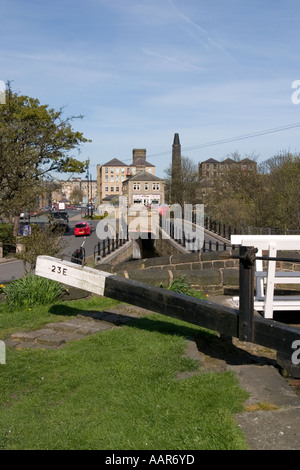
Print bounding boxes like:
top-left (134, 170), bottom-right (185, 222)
top-left (227, 364), bottom-right (300, 408)
top-left (225, 364), bottom-right (300, 450)
top-left (235, 406), bottom-right (300, 450)
top-left (5, 304), bottom-right (149, 351)
top-left (7, 320), bottom-right (116, 349)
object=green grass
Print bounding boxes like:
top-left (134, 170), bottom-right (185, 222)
top-left (0, 296), bottom-right (249, 450)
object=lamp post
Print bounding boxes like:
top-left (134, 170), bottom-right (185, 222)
top-left (90, 172), bottom-right (93, 219)
top-left (86, 168), bottom-right (90, 218)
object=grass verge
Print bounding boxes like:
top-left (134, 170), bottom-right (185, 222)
top-left (0, 295), bottom-right (249, 450)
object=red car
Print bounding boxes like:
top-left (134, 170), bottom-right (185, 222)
top-left (74, 221), bottom-right (92, 237)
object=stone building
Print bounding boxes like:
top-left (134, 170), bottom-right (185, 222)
top-left (199, 157), bottom-right (257, 181)
top-left (122, 170), bottom-right (164, 207)
top-left (51, 177), bottom-right (97, 205)
top-left (96, 149), bottom-right (155, 204)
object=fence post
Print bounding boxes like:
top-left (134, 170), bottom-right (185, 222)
top-left (238, 245), bottom-right (256, 342)
top-left (102, 239), bottom-right (106, 258)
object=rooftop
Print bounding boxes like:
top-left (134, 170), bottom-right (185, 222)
top-left (102, 158), bottom-right (127, 167)
top-left (124, 170), bottom-right (163, 182)
top-left (130, 158), bottom-right (155, 167)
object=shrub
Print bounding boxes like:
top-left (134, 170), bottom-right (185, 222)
top-left (3, 274), bottom-right (64, 308)
top-left (167, 276), bottom-right (193, 295)
top-left (166, 276), bottom-right (208, 300)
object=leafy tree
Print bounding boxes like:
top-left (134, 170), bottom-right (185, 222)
top-left (202, 152), bottom-right (264, 228)
top-left (200, 150), bottom-right (300, 231)
top-left (260, 152), bottom-right (300, 230)
top-left (165, 156), bottom-right (199, 205)
top-left (15, 224), bottom-right (68, 273)
top-left (70, 186), bottom-right (84, 205)
top-left (0, 82), bottom-right (91, 234)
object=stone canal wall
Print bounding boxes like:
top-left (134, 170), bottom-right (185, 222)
top-left (97, 251), bottom-right (240, 294)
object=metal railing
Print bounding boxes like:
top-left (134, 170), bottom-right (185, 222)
top-left (159, 216), bottom-right (230, 252)
top-left (94, 232), bottom-right (129, 262)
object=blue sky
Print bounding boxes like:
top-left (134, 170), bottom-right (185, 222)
top-left (1, 0), bottom-right (300, 178)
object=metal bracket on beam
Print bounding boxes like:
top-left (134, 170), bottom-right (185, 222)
top-left (238, 245), bottom-right (257, 342)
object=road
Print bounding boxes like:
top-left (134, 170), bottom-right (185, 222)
top-left (0, 259), bottom-right (26, 284)
top-left (59, 210), bottom-right (100, 262)
top-left (0, 210), bottom-right (101, 284)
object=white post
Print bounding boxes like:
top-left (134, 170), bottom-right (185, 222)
top-left (264, 243), bottom-right (277, 319)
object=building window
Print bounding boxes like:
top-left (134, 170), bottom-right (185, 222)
top-left (152, 183), bottom-right (160, 191)
top-left (110, 168), bottom-right (114, 173)
top-left (116, 186), bottom-right (120, 192)
top-left (121, 175), bottom-right (125, 181)
top-left (105, 167), bottom-right (108, 173)
top-left (105, 186), bottom-right (108, 192)
top-left (111, 186), bottom-right (114, 192)
top-left (116, 175), bottom-right (119, 182)
top-left (145, 183), bottom-right (149, 190)
top-left (133, 183), bottom-right (140, 191)
top-left (105, 175), bottom-right (108, 182)
top-left (110, 176), bottom-right (114, 182)
top-left (116, 168), bottom-right (119, 173)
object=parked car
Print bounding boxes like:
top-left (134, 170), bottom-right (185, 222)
top-left (74, 221), bottom-right (92, 237)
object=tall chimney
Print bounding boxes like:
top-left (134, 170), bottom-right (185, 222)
top-left (132, 149), bottom-right (146, 164)
top-left (171, 133), bottom-right (183, 205)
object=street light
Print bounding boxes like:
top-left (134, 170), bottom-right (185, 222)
top-left (90, 172), bottom-right (93, 219)
top-left (86, 168), bottom-right (90, 218)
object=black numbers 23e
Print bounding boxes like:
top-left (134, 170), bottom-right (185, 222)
top-left (51, 265), bottom-right (67, 276)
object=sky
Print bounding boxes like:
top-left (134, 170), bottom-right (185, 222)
top-left (1, 0), bottom-right (300, 179)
